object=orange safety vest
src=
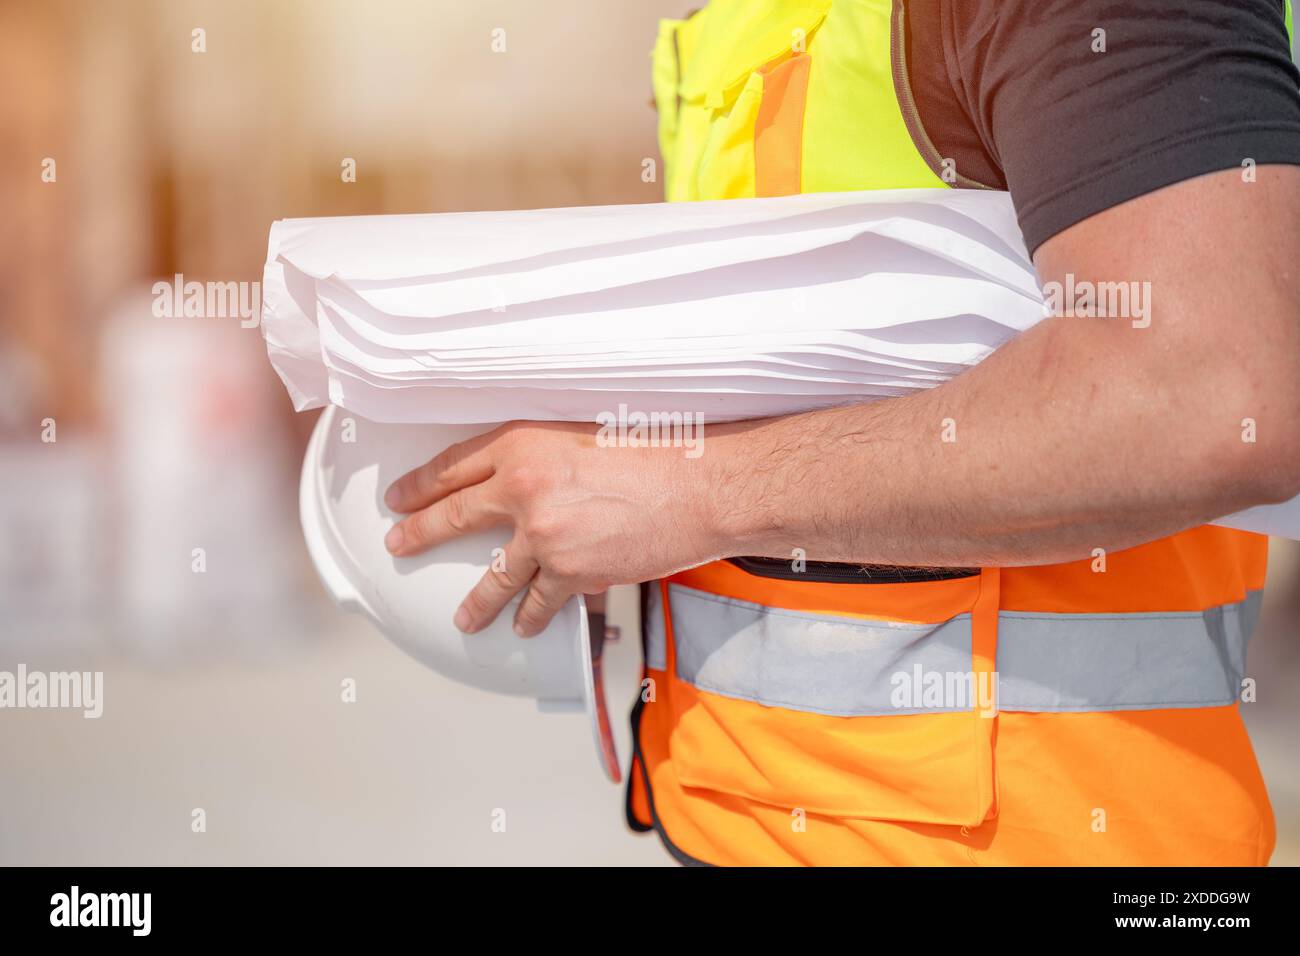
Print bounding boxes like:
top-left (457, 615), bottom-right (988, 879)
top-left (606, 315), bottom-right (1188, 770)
top-left (626, 0), bottom-right (1283, 866)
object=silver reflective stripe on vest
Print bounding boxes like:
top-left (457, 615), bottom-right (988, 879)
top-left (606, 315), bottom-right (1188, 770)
top-left (644, 583), bottom-right (669, 672)
top-left (994, 597), bottom-right (1258, 712)
top-left (643, 583), bottom-right (1260, 716)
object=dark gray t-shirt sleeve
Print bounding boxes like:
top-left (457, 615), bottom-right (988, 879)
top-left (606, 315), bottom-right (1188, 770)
top-left (903, 0), bottom-right (1300, 255)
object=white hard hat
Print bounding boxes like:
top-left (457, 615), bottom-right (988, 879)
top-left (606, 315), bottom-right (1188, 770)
top-left (299, 404), bottom-right (619, 781)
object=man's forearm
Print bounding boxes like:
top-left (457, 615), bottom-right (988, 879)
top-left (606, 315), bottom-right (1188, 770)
top-left (704, 312), bottom-right (1297, 569)
top-left (701, 169), bottom-right (1300, 569)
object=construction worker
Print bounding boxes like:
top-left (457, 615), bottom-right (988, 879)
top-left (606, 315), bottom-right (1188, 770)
top-left (382, 0), bottom-right (1300, 865)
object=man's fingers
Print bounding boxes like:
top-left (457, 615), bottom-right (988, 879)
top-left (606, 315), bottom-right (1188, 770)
top-left (513, 573), bottom-right (573, 638)
top-left (455, 540), bottom-right (539, 634)
top-left (384, 430), bottom-right (499, 514)
top-left (384, 483), bottom-right (503, 556)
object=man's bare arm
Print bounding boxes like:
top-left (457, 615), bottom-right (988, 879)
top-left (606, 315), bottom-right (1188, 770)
top-left (385, 166), bottom-right (1300, 635)
top-left (708, 166), bottom-right (1300, 567)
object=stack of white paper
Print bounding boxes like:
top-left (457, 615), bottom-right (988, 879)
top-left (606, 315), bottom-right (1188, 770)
top-left (262, 189), bottom-right (1043, 423)
top-left (261, 189), bottom-right (1298, 540)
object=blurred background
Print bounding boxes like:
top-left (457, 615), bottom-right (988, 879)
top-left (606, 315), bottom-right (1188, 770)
top-left (0, 0), bottom-right (1297, 866)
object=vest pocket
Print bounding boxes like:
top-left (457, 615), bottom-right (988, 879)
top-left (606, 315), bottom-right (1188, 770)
top-left (655, 566), bottom-right (1000, 826)
top-left (690, 71), bottom-right (765, 201)
top-left (667, 1), bottom-right (830, 200)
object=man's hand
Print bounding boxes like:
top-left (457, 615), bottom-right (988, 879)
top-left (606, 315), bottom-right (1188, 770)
top-left (383, 421), bottom-right (722, 636)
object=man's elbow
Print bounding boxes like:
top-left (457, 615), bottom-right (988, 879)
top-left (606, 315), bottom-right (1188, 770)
top-left (1256, 445), bottom-right (1300, 504)
top-left (1248, 450), bottom-right (1300, 505)
top-left (1204, 365), bottom-right (1300, 506)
